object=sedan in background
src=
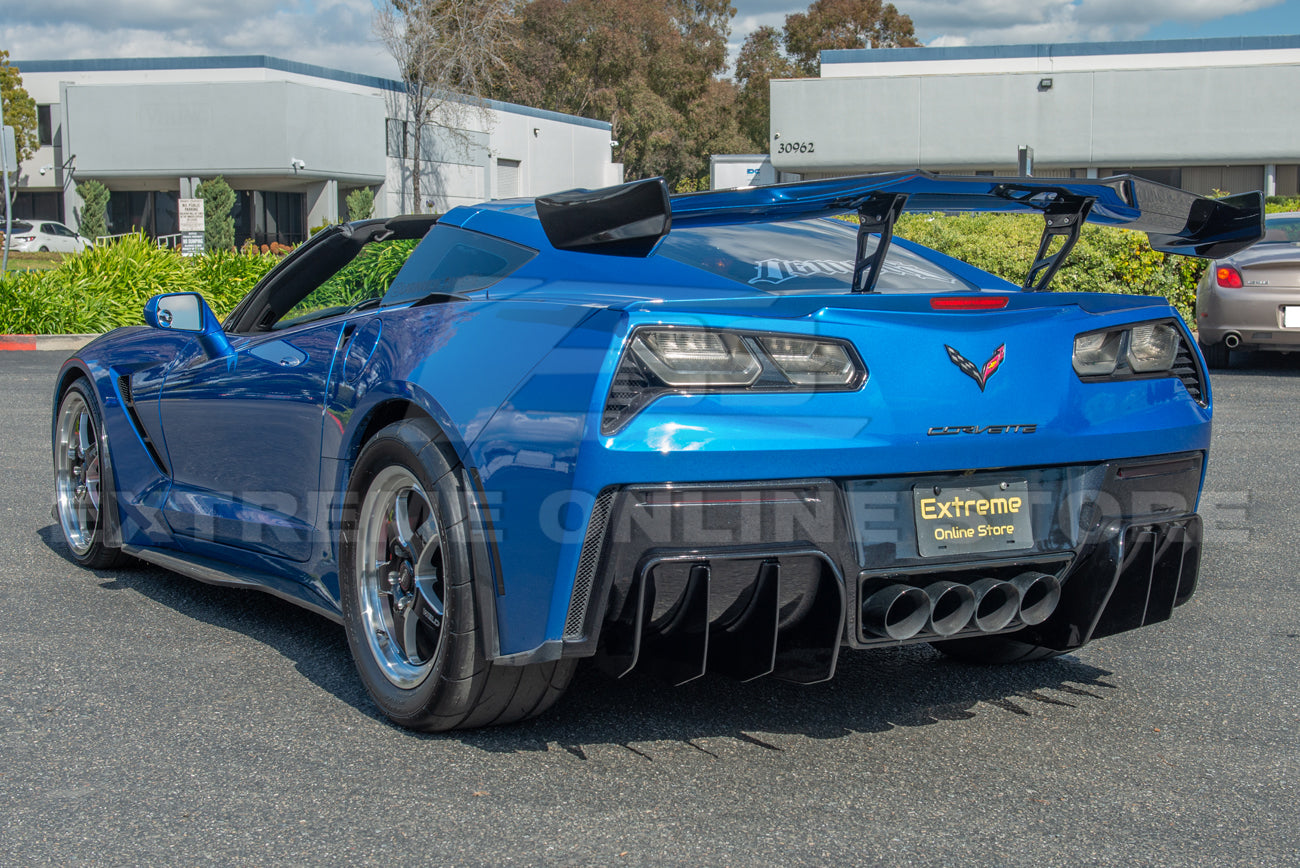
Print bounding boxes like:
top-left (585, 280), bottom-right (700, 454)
top-left (2, 220), bottom-right (93, 253)
top-left (1196, 210), bottom-right (1300, 367)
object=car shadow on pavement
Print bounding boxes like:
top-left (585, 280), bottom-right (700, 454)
top-left (1209, 350), bottom-right (1300, 377)
top-left (456, 649), bottom-right (1116, 755)
top-left (40, 523), bottom-right (1116, 747)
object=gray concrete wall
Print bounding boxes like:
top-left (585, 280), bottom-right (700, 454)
top-left (64, 81), bottom-right (387, 184)
top-left (770, 63), bottom-right (1300, 174)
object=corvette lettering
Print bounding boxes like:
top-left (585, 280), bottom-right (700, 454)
top-left (927, 423), bottom-right (1038, 435)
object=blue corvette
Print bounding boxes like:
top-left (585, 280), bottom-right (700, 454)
top-left (52, 172), bottom-right (1262, 730)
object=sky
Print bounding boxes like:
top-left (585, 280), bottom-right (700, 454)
top-left (2, 0), bottom-right (1300, 81)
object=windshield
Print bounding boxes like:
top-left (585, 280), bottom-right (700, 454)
top-left (2, 221), bottom-right (34, 234)
top-left (1261, 216), bottom-right (1300, 244)
top-left (655, 217), bottom-right (974, 292)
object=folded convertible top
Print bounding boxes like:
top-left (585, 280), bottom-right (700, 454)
top-left (535, 170), bottom-right (1264, 292)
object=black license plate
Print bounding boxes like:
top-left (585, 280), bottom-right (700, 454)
top-left (913, 480), bottom-right (1033, 557)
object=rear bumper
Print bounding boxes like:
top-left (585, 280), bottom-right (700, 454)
top-left (1196, 287), bottom-right (1300, 349)
top-left (562, 452), bottom-right (1205, 682)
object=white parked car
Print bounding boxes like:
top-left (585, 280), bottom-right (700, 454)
top-left (2, 220), bottom-right (93, 253)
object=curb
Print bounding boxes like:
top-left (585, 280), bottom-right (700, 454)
top-left (0, 334), bottom-right (100, 352)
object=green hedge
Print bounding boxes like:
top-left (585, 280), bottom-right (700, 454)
top-left (895, 213), bottom-right (1204, 321)
top-left (2, 207), bottom-right (1279, 335)
top-left (0, 234), bottom-right (280, 334)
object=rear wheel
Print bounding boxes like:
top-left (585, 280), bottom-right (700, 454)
top-left (932, 635), bottom-right (1063, 664)
top-left (340, 419), bottom-right (574, 731)
top-left (53, 380), bottom-right (122, 569)
top-left (1199, 339), bottom-right (1230, 369)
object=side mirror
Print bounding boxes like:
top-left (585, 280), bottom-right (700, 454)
top-left (144, 292), bottom-right (205, 332)
top-left (144, 292), bottom-right (233, 359)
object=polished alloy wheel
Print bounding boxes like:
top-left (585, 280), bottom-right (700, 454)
top-left (356, 465), bottom-right (446, 688)
top-left (55, 390), bottom-right (102, 556)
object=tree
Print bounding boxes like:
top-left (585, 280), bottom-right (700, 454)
top-left (375, 0), bottom-right (514, 213)
top-left (75, 180), bottom-right (109, 240)
top-left (196, 176), bottom-right (236, 251)
top-left (734, 0), bottom-right (919, 149)
top-left (1, 50), bottom-right (38, 194)
top-left (734, 26), bottom-right (797, 151)
top-left (491, 0), bottom-right (746, 188)
top-left (346, 187), bottom-right (375, 221)
top-left (783, 0), bottom-right (920, 75)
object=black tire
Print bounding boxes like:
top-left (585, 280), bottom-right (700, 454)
top-left (932, 635), bottom-right (1064, 664)
top-left (339, 419), bottom-right (574, 731)
top-left (52, 379), bottom-right (123, 569)
top-left (38, 245), bottom-right (50, 252)
top-left (1199, 339), bottom-right (1230, 369)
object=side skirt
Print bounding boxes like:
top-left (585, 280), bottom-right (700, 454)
top-left (121, 544), bottom-right (343, 624)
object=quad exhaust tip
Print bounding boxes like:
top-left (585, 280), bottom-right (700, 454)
top-left (1011, 571), bottom-right (1062, 626)
top-left (862, 584), bottom-right (930, 641)
top-left (862, 572), bottom-right (1063, 640)
top-left (969, 578), bottom-right (1020, 632)
top-left (925, 581), bottom-right (976, 637)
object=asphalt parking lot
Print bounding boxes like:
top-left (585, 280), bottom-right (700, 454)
top-left (1, 349), bottom-right (1297, 867)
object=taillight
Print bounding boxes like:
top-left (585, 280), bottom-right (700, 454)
top-left (1216, 266), bottom-right (1243, 289)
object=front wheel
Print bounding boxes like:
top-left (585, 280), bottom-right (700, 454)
top-left (53, 380), bottom-right (122, 569)
top-left (340, 419), bottom-right (574, 731)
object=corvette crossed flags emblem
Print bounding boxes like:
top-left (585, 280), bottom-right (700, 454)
top-left (945, 344), bottom-right (1006, 392)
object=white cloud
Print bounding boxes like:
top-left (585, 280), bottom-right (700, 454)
top-left (729, 0), bottom-right (1288, 49)
top-left (1, 0), bottom-right (1290, 81)
top-left (0, 0), bottom-right (398, 79)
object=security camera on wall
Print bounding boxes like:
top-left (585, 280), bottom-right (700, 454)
top-left (290, 159), bottom-right (306, 171)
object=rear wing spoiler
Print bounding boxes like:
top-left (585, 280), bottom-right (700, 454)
top-left (535, 170), bottom-right (1264, 292)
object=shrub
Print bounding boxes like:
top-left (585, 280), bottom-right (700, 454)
top-left (0, 233), bottom-right (281, 334)
top-left (346, 187), bottom-right (375, 221)
top-left (75, 180), bottom-right (110, 241)
top-left (196, 176), bottom-right (236, 251)
top-left (896, 212), bottom-right (1204, 322)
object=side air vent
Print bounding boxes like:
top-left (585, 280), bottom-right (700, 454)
top-left (117, 373), bottom-right (170, 475)
top-left (601, 355), bottom-right (651, 435)
top-left (1173, 336), bottom-right (1206, 406)
top-left (564, 487), bottom-right (617, 640)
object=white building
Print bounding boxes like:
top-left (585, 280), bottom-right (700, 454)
top-left (768, 35), bottom-right (1300, 197)
top-left (10, 56), bottom-right (622, 244)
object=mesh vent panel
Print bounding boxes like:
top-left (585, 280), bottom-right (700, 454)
top-left (564, 487), bottom-right (617, 640)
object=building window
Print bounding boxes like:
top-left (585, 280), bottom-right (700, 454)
top-left (107, 191), bottom-right (179, 238)
top-left (37, 105), bottom-right (54, 147)
top-left (13, 191), bottom-right (62, 222)
top-left (235, 191), bottom-right (306, 247)
top-left (386, 118), bottom-right (407, 159)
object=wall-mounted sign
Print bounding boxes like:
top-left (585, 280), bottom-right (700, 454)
top-left (179, 198), bottom-right (205, 256)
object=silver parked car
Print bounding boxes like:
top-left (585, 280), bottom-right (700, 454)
top-left (1, 220), bottom-right (93, 253)
top-left (1196, 211), bottom-right (1300, 367)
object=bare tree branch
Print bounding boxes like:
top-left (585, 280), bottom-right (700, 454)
top-left (375, 0), bottom-right (515, 213)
